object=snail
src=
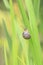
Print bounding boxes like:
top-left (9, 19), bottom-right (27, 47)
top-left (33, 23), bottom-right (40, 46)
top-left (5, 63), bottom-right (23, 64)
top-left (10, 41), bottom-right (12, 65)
top-left (22, 28), bottom-right (31, 39)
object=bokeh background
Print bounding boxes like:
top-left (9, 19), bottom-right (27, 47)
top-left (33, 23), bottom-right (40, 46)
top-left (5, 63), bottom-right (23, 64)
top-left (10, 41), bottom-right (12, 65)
top-left (0, 0), bottom-right (43, 65)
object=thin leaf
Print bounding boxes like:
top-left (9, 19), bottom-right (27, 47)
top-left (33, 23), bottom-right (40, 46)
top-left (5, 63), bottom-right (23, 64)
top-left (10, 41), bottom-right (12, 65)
top-left (25, 0), bottom-right (42, 65)
top-left (32, 0), bottom-right (40, 18)
top-left (3, 0), bottom-right (10, 10)
top-left (2, 19), bottom-right (12, 51)
top-left (4, 41), bottom-right (8, 65)
top-left (9, 0), bottom-right (19, 65)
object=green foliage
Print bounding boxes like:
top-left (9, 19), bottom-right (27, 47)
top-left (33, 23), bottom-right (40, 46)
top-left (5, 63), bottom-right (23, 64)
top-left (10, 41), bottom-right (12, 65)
top-left (3, 0), bottom-right (10, 10)
top-left (3, 19), bottom-right (12, 51)
top-left (17, 0), bottom-right (42, 65)
top-left (0, 0), bottom-right (43, 65)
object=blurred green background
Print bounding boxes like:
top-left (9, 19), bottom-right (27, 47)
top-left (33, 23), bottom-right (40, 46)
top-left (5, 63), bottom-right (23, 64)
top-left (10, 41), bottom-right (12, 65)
top-left (0, 0), bottom-right (43, 65)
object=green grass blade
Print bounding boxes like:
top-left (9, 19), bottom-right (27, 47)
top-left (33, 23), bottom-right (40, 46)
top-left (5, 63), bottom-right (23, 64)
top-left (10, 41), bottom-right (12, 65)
top-left (4, 43), bottom-right (8, 65)
top-left (14, 19), bottom-right (29, 65)
top-left (32, 0), bottom-right (40, 18)
top-left (9, 0), bottom-right (19, 65)
top-left (17, 0), bottom-right (30, 29)
top-left (17, 0), bottom-right (35, 65)
top-left (17, 56), bottom-right (26, 65)
top-left (3, 0), bottom-right (10, 10)
top-left (2, 19), bottom-right (12, 51)
top-left (25, 0), bottom-right (42, 65)
top-left (17, 0), bottom-right (42, 65)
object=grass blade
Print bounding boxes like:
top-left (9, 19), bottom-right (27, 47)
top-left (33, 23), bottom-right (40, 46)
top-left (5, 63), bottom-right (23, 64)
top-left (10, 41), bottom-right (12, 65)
top-left (25, 0), bottom-right (42, 65)
top-left (9, 0), bottom-right (19, 65)
top-left (2, 19), bottom-right (12, 51)
top-left (3, 0), bottom-right (10, 10)
top-left (4, 41), bottom-right (8, 65)
top-left (32, 0), bottom-right (40, 18)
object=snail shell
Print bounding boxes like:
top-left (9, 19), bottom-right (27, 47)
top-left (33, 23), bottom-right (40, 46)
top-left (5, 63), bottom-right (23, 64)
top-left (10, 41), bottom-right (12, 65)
top-left (22, 29), bottom-right (31, 39)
